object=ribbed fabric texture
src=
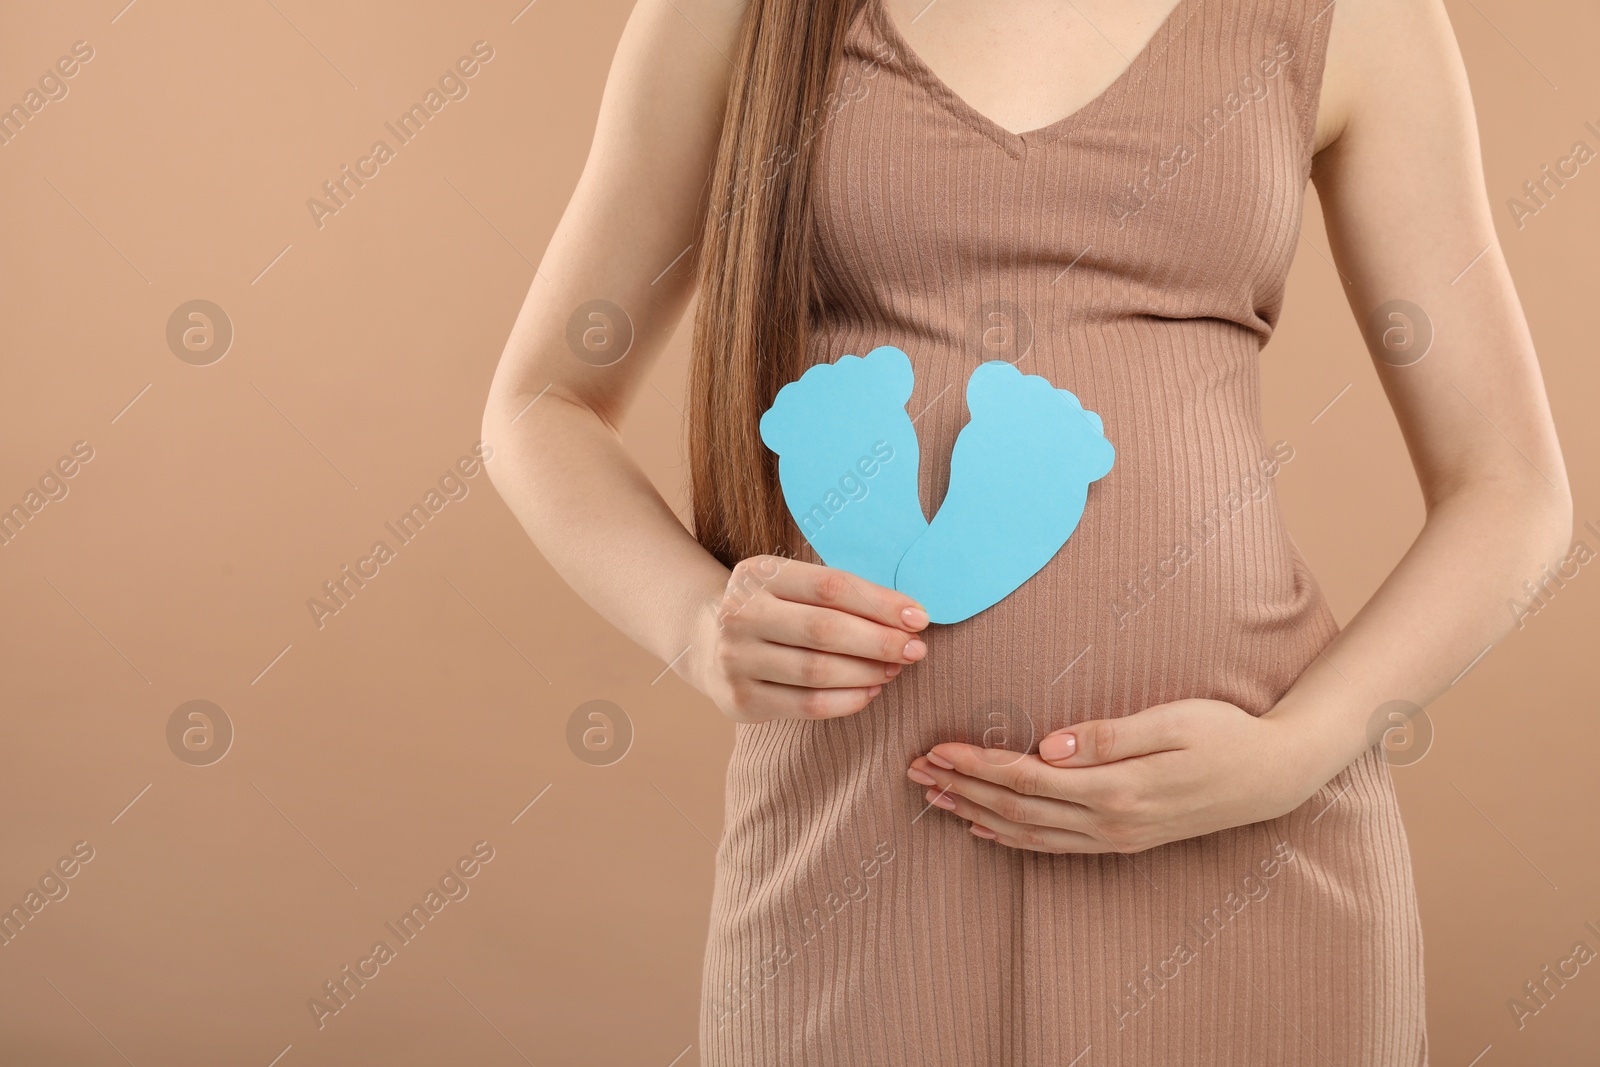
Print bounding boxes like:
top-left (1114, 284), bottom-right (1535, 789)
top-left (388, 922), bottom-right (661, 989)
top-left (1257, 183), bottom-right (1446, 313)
top-left (699, 0), bottom-right (1427, 1063)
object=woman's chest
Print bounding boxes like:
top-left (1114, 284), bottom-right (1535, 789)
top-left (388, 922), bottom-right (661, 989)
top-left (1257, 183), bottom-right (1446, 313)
top-left (809, 0), bottom-right (1325, 323)
top-left (873, 0), bottom-right (1190, 139)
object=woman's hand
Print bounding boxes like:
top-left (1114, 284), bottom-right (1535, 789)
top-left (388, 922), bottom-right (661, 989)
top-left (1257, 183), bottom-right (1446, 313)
top-left (905, 699), bottom-right (1326, 853)
top-left (688, 555), bottom-right (930, 724)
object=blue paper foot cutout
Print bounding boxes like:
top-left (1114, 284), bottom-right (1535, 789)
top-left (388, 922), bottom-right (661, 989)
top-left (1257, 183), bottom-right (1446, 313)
top-left (758, 346), bottom-right (929, 589)
top-left (893, 361), bottom-right (1115, 623)
top-left (759, 350), bottom-right (1114, 624)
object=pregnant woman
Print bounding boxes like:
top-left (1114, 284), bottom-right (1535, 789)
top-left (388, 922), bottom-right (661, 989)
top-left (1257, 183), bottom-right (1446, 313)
top-left (483, 0), bottom-right (1570, 1062)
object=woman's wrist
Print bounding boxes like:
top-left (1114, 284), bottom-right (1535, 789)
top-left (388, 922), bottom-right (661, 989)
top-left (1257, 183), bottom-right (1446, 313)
top-left (1261, 692), bottom-right (1378, 800)
top-left (670, 572), bottom-right (734, 695)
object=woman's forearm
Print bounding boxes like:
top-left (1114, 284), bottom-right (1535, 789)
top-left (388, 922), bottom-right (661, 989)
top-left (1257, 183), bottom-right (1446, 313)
top-left (1266, 478), bottom-right (1573, 786)
top-left (482, 384), bottom-right (730, 680)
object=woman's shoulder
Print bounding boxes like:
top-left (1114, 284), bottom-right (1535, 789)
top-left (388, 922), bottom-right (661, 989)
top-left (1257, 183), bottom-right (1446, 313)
top-left (1314, 0), bottom-right (1460, 158)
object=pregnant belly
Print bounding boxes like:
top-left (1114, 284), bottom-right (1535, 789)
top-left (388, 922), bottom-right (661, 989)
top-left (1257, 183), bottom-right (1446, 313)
top-left (777, 418), bottom-right (1335, 741)
top-left (894, 480), bottom-right (1337, 742)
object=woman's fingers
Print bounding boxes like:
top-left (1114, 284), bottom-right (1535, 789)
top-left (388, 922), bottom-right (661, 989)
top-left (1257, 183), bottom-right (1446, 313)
top-left (735, 640), bottom-right (905, 688)
top-left (710, 556), bottom-right (928, 723)
top-left (753, 596), bottom-right (928, 665)
top-left (1036, 706), bottom-right (1189, 766)
top-left (918, 781), bottom-right (1107, 854)
top-left (752, 556), bottom-right (928, 632)
top-left (912, 760), bottom-right (1107, 840)
top-left (909, 756), bottom-right (1160, 853)
top-left (739, 679), bottom-right (884, 721)
top-left (920, 745), bottom-right (1125, 807)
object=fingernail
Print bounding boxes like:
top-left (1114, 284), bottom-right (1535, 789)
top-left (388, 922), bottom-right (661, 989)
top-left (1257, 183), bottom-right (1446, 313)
top-left (901, 605), bottom-right (929, 630)
top-left (926, 788), bottom-right (956, 810)
top-left (867, 685), bottom-right (883, 699)
top-left (925, 751), bottom-right (955, 770)
top-left (906, 766), bottom-right (937, 786)
top-left (884, 662), bottom-right (903, 678)
top-left (1039, 734), bottom-right (1076, 762)
top-left (903, 639), bottom-right (927, 662)
top-left (969, 824), bottom-right (997, 840)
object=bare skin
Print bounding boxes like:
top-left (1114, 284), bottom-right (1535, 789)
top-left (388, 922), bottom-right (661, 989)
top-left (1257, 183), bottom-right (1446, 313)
top-left (483, 0), bottom-right (1571, 846)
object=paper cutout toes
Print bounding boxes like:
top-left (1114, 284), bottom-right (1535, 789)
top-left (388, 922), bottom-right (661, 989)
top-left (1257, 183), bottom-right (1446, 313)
top-left (893, 361), bottom-right (1115, 624)
top-left (757, 345), bottom-right (929, 588)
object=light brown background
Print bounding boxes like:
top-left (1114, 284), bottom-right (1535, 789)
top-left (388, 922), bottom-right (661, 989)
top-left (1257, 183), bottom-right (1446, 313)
top-left (1, 1), bottom-right (1596, 1063)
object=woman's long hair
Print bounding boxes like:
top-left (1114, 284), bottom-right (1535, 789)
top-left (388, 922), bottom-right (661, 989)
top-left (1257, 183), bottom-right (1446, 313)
top-left (688, 0), bottom-right (861, 568)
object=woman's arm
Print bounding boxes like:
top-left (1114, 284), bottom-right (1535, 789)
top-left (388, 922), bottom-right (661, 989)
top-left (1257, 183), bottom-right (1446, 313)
top-left (905, 0), bottom-right (1573, 852)
top-left (482, 0), bottom-right (739, 670)
top-left (484, 0), bottom-right (928, 723)
top-left (1248, 0), bottom-right (1572, 783)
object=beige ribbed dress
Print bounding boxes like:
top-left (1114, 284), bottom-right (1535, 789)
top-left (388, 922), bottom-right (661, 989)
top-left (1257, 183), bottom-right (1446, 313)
top-left (699, 0), bottom-right (1427, 1062)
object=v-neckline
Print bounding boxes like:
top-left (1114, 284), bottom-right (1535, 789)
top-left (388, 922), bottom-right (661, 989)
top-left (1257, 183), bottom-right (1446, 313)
top-left (866, 0), bottom-right (1196, 158)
